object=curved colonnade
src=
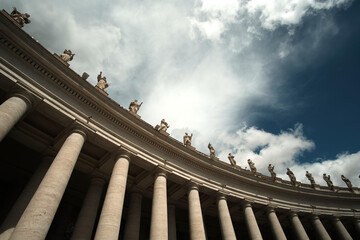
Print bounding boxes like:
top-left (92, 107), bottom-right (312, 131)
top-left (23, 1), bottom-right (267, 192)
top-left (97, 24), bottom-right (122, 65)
top-left (0, 9), bottom-right (359, 240)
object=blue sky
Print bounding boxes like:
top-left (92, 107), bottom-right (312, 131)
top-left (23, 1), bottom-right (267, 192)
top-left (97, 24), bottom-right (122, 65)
top-left (2, 0), bottom-right (359, 187)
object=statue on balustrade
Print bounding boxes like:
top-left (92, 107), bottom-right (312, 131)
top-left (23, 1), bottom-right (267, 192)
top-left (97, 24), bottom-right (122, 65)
top-left (323, 173), bottom-right (334, 190)
top-left (96, 72), bottom-right (109, 92)
top-left (228, 153), bottom-right (236, 166)
top-left (183, 133), bottom-right (193, 147)
top-left (10, 7), bottom-right (31, 27)
top-left (208, 143), bottom-right (215, 160)
top-left (286, 168), bottom-right (296, 185)
top-left (268, 164), bottom-right (276, 180)
top-left (248, 159), bottom-right (256, 174)
top-left (156, 119), bottom-right (170, 132)
top-left (305, 171), bottom-right (316, 187)
top-left (341, 175), bottom-right (353, 192)
top-left (129, 99), bottom-right (143, 114)
top-left (60, 49), bottom-right (75, 63)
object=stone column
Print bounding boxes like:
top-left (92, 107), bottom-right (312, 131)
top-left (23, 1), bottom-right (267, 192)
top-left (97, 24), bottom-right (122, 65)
top-left (289, 211), bottom-right (309, 240)
top-left (0, 92), bottom-right (33, 142)
top-left (0, 157), bottom-right (52, 240)
top-left (168, 205), bottom-right (177, 240)
top-left (266, 207), bottom-right (287, 240)
top-left (71, 177), bottom-right (105, 240)
top-left (354, 218), bottom-right (360, 238)
top-left (149, 171), bottom-right (168, 240)
top-left (332, 217), bottom-right (353, 240)
top-left (123, 191), bottom-right (143, 240)
top-left (9, 129), bottom-right (86, 240)
top-left (217, 195), bottom-right (236, 240)
top-left (242, 201), bottom-right (263, 240)
top-left (188, 183), bottom-right (206, 240)
top-left (94, 154), bottom-right (131, 240)
top-left (311, 214), bottom-right (331, 240)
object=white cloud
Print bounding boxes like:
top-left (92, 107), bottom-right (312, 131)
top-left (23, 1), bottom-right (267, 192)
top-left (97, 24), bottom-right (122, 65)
top-left (246, 0), bottom-right (351, 30)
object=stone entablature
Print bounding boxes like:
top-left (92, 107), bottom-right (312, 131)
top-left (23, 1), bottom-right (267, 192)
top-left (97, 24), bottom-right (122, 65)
top-left (0, 9), bottom-right (359, 222)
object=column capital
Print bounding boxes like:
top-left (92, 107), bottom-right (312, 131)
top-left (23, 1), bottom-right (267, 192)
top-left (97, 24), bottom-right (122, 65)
top-left (188, 181), bottom-right (201, 192)
top-left (9, 90), bottom-right (35, 108)
top-left (242, 199), bottom-right (254, 208)
top-left (69, 128), bottom-right (88, 141)
top-left (114, 152), bottom-right (131, 162)
top-left (154, 170), bottom-right (167, 179)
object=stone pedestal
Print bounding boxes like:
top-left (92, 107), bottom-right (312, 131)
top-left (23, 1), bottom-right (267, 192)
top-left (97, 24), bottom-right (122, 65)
top-left (123, 192), bottom-right (143, 240)
top-left (188, 183), bottom-right (206, 240)
top-left (94, 154), bottom-right (130, 240)
top-left (149, 172), bottom-right (168, 240)
top-left (217, 195), bottom-right (236, 240)
top-left (9, 130), bottom-right (86, 240)
top-left (71, 178), bottom-right (105, 240)
top-left (0, 92), bottom-right (32, 142)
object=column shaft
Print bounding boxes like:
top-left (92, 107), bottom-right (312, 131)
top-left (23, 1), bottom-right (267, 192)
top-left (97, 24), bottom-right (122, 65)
top-left (123, 192), bottom-right (143, 240)
top-left (312, 215), bottom-right (331, 240)
top-left (289, 212), bottom-right (309, 240)
top-left (0, 157), bottom-right (52, 240)
top-left (217, 196), bottom-right (236, 240)
top-left (267, 207), bottom-right (287, 240)
top-left (9, 130), bottom-right (86, 240)
top-left (71, 178), bottom-right (105, 240)
top-left (188, 184), bottom-right (206, 240)
top-left (94, 155), bottom-right (130, 240)
top-left (332, 217), bottom-right (353, 240)
top-left (243, 202), bottom-right (263, 240)
top-left (0, 94), bottom-right (31, 142)
top-left (149, 172), bottom-right (168, 240)
top-left (168, 205), bottom-right (177, 240)
top-left (354, 218), bottom-right (360, 238)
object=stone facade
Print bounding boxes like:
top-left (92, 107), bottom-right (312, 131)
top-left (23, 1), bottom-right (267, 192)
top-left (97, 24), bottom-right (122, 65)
top-left (0, 9), bottom-right (359, 240)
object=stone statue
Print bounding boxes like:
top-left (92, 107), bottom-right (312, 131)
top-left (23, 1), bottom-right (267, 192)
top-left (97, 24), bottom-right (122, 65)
top-left (158, 119), bottom-right (170, 132)
top-left (60, 49), bottom-right (75, 63)
top-left (96, 72), bottom-right (109, 92)
top-left (247, 159), bottom-right (256, 174)
top-left (228, 153), bottom-right (236, 166)
top-left (323, 173), bottom-right (334, 190)
top-left (129, 99), bottom-right (143, 114)
top-left (208, 143), bottom-right (215, 159)
top-left (305, 171), bottom-right (316, 186)
top-left (268, 164), bottom-right (276, 180)
top-left (341, 175), bottom-right (353, 191)
top-left (286, 168), bottom-right (296, 185)
top-left (10, 7), bottom-right (31, 27)
top-left (183, 133), bottom-right (193, 147)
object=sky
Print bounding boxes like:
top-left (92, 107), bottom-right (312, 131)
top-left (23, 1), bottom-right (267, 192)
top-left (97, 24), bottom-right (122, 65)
top-left (2, 0), bottom-right (359, 187)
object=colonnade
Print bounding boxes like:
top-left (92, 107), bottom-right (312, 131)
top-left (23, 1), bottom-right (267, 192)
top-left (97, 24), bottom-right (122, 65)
top-left (0, 92), bottom-right (358, 240)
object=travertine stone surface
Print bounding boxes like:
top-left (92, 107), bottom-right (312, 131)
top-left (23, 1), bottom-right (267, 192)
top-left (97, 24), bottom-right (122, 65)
top-left (266, 207), bottom-right (287, 240)
top-left (150, 172), bottom-right (168, 240)
top-left (123, 192), bottom-right (143, 240)
top-left (217, 195), bottom-right (236, 240)
top-left (289, 211), bottom-right (309, 240)
top-left (9, 130), bottom-right (86, 240)
top-left (0, 94), bottom-right (32, 142)
top-left (168, 205), bottom-right (177, 240)
top-left (0, 157), bottom-right (52, 240)
top-left (311, 215), bottom-right (331, 240)
top-left (94, 154), bottom-right (130, 240)
top-left (242, 202), bottom-right (263, 240)
top-left (332, 217), bottom-right (353, 240)
top-left (71, 177), bottom-right (105, 240)
top-left (188, 184), bottom-right (206, 240)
